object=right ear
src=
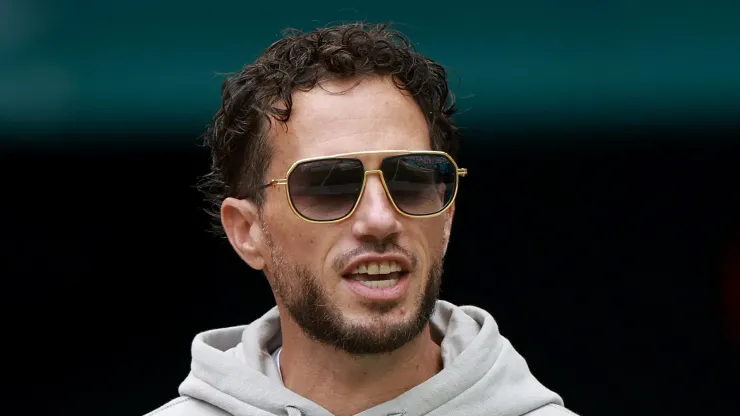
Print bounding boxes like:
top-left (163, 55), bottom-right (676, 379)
top-left (221, 197), bottom-right (267, 270)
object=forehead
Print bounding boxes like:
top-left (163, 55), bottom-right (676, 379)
top-left (269, 76), bottom-right (431, 170)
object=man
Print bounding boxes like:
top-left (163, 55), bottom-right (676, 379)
top-left (148, 23), bottom-right (575, 416)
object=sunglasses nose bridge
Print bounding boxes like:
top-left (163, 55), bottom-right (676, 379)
top-left (360, 169), bottom-right (393, 204)
top-left (363, 169), bottom-right (384, 177)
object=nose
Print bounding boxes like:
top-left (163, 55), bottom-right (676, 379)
top-left (351, 172), bottom-right (402, 241)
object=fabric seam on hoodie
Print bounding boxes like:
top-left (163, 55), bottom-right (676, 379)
top-left (544, 403), bottom-right (579, 415)
top-left (145, 396), bottom-right (191, 415)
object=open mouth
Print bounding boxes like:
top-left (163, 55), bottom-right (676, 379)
top-left (342, 260), bottom-right (410, 298)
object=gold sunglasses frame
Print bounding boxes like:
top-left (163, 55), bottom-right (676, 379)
top-left (260, 149), bottom-right (468, 224)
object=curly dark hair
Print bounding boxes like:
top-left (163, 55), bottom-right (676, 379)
top-left (198, 22), bottom-right (461, 235)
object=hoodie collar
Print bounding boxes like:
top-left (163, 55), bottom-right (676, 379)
top-left (178, 301), bottom-right (563, 416)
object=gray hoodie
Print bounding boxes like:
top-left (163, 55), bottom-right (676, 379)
top-left (146, 301), bottom-right (577, 416)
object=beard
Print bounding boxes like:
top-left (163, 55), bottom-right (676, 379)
top-left (263, 232), bottom-right (444, 355)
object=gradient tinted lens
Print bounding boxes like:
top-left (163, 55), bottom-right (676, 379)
top-left (287, 158), bottom-right (365, 221)
top-left (381, 153), bottom-right (457, 216)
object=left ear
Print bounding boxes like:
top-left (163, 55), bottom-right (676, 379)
top-left (221, 197), bottom-right (268, 270)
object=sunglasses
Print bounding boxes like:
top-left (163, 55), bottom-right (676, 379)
top-left (258, 150), bottom-right (467, 223)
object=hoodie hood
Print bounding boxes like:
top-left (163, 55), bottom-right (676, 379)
top-left (177, 300), bottom-right (564, 416)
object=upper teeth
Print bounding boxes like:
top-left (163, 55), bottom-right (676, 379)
top-left (352, 261), bottom-right (403, 275)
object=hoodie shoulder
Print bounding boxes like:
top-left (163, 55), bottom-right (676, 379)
top-left (525, 403), bottom-right (580, 415)
top-left (144, 397), bottom-right (230, 416)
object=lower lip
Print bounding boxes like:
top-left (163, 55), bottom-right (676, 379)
top-left (342, 273), bottom-right (410, 301)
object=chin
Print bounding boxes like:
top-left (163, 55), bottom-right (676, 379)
top-left (344, 298), bottom-right (417, 324)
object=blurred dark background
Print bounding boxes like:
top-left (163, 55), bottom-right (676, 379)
top-left (1, 1), bottom-right (739, 415)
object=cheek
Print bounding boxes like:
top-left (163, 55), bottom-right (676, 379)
top-left (413, 218), bottom-right (450, 257)
top-left (278, 223), bottom-right (314, 251)
top-left (442, 216), bottom-right (453, 247)
top-left (267, 211), bottom-right (336, 266)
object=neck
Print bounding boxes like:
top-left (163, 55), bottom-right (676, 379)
top-left (278, 313), bottom-right (443, 416)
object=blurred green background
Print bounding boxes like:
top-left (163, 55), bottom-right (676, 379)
top-left (2, 0), bottom-right (739, 143)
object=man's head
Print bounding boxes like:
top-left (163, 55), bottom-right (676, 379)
top-left (200, 23), bottom-right (462, 355)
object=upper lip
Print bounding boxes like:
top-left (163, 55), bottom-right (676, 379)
top-left (341, 254), bottom-right (412, 276)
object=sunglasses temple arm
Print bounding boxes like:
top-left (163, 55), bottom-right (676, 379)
top-left (258, 179), bottom-right (289, 189)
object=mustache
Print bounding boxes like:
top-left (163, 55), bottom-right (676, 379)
top-left (333, 240), bottom-right (418, 272)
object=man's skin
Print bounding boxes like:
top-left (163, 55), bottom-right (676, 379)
top-left (220, 75), bottom-right (455, 416)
